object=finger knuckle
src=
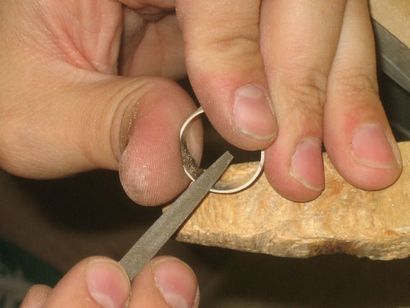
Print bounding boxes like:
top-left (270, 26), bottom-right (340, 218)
top-left (333, 71), bottom-right (378, 96)
top-left (290, 82), bottom-right (326, 109)
top-left (193, 23), bottom-right (261, 62)
top-left (213, 31), bottom-right (260, 57)
top-left (291, 94), bottom-right (323, 132)
top-left (282, 67), bottom-right (327, 113)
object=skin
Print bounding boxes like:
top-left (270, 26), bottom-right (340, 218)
top-left (0, 0), bottom-right (403, 306)
top-left (21, 256), bottom-right (199, 308)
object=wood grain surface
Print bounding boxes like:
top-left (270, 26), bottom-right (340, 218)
top-left (177, 142), bottom-right (410, 260)
top-left (370, 0), bottom-right (410, 47)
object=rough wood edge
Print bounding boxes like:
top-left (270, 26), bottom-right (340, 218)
top-left (177, 142), bottom-right (410, 260)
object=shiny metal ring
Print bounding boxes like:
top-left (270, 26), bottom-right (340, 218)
top-left (179, 106), bottom-right (265, 194)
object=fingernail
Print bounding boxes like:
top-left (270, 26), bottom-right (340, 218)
top-left (153, 257), bottom-right (198, 308)
top-left (86, 259), bottom-right (130, 308)
top-left (290, 137), bottom-right (324, 191)
top-left (233, 84), bottom-right (276, 140)
top-left (352, 123), bottom-right (401, 169)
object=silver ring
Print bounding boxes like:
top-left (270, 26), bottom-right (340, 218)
top-left (179, 106), bottom-right (265, 194)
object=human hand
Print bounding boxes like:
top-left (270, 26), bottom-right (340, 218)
top-left (0, 0), bottom-right (203, 206)
top-left (176, 0), bottom-right (402, 201)
top-left (21, 256), bottom-right (199, 308)
top-left (0, 0), bottom-right (403, 207)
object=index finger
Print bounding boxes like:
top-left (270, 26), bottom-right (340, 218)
top-left (176, 0), bottom-right (277, 151)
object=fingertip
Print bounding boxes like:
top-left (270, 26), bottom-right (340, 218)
top-left (85, 258), bottom-right (130, 308)
top-left (197, 77), bottom-right (277, 151)
top-left (265, 172), bottom-right (324, 203)
top-left (21, 285), bottom-right (51, 308)
top-left (129, 256), bottom-right (199, 308)
top-left (118, 81), bottom-right (202, 206)
top-left (265, 144), bottom-right (324, 203)
top-left (324, 98), bottom-right (402, 191)
top-left (43, 257), bottom-right (130, 308)
top-left (347, 123), bottom-right (402, 189)
top-left (151, 256), bottom-right (199, 308)
top-left (340, 164), bottom-right (402, 191)
top-left (232, 83), bottom-right (277, 143)
top-left (327, 130), bottom-right (402, 191)
top-left (289, 137), bottom-right (325, 192)
top-left (351, 123), bottom-right (402, 169)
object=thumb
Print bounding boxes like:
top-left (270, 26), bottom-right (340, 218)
top-left (35, 257), bottom-right (130, 308)
top-left (0, 71), bottom-right (201, 205)
top-left (31, 256), bottom-right (199, 308)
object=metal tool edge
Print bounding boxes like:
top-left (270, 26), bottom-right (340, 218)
top-left (119, 151), bottom-right (234, 279)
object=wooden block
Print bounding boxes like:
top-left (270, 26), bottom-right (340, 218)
top-left (370, 0), bottom-right (410, 92)
top-left (370, 0), bottom-right (410, 47)
top-left (177, 142), bottom-right (410, 260)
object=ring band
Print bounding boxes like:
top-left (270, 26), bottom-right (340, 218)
top-left (179, 106), bottom-right (265, 194)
